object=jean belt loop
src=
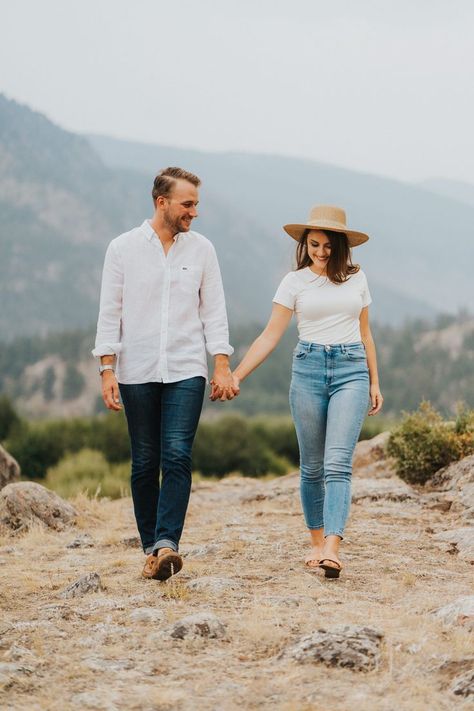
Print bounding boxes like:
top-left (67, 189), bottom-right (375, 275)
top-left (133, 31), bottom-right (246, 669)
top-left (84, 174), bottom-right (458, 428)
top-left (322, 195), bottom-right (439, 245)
top-left (341, 344), bottom-right (347, 355)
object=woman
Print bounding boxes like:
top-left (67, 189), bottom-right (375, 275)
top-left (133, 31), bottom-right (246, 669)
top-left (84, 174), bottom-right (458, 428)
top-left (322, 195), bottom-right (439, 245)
top-left (232, 205), bottom-right (383, 578)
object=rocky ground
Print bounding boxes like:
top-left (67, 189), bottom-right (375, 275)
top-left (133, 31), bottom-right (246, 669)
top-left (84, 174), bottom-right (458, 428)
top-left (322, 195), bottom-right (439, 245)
top-left (0, 435), bottom-right (473, 711)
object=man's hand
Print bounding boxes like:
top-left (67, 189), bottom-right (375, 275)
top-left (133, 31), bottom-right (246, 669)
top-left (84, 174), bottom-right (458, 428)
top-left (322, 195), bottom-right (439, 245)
top-left (101, 371), bottom-right (122, 411)
top-left (209, 358), bottom-right (240, 401)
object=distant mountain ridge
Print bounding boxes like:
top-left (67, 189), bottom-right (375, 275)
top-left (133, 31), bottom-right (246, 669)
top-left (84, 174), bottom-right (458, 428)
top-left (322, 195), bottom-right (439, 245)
top-left (89, 134), bottom-right (474, 315)
top-left (2, 93), bottom-right (467, 341)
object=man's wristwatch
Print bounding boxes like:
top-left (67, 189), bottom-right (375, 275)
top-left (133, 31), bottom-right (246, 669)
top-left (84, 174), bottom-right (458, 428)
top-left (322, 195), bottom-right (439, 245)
top-left (99, 364), bottom-right (115, 375)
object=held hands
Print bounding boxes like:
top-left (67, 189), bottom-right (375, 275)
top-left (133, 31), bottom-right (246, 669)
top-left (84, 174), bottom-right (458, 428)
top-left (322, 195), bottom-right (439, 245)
top-left (368, 384), bottom-right (383, 416)
top-left (101, 371), bottom-right (122, 411)
top-left (209, 370), bottom-right (241, 402)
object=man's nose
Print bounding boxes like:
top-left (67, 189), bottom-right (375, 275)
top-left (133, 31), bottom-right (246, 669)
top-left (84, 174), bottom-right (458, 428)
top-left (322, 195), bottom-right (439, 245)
top-left (190, 206), bottom-right (198, 217)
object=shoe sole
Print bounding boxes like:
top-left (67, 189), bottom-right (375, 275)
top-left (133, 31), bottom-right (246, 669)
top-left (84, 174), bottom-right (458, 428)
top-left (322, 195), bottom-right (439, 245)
top-left (152, 552), bottom-right (183, 581)
top-left (319, 564), bottom-right (341, 579)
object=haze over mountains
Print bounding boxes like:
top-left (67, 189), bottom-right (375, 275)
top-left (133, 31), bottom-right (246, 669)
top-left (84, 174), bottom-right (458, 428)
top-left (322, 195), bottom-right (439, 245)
top-left (1, 94), bottom-right (473, 340)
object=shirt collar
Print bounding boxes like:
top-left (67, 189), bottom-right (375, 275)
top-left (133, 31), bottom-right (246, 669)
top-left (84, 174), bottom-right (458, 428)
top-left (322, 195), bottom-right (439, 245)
top-left (142, 219), bottom-right (188, 242)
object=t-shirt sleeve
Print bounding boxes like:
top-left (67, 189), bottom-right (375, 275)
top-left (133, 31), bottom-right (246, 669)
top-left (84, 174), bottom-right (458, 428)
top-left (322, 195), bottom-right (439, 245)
top-left (273, 272), bottom-right (297, 310)
top-left (361, 271), bottom-right (372, 308)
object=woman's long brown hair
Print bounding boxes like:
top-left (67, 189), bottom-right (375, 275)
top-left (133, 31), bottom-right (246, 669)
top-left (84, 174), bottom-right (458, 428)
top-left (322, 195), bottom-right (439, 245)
top-left (296, 229), bottom-right (359, 283)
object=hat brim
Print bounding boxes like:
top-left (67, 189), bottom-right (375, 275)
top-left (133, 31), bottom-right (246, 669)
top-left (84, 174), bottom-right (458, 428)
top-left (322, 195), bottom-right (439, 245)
top-left (283, 223), bottom-right (369, 247)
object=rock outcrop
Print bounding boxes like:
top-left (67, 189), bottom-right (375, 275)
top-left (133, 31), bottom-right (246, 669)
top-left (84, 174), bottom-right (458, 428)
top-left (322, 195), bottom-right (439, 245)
top-left (0, 444), bottom-right (21, 490)
top-left (428, 454), bottom-right (474, 520)
top-left (0, 481), bottom-right (76, 531)
top-left (352, 431), bottom-right (394, 478)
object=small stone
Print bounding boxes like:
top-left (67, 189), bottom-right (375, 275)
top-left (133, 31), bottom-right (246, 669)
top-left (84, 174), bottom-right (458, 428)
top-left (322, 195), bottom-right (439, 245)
top-left (433, 596), bottom-right (474, 630)
top-left (0, 662), bottom-right (35, 684)
top-left (59, 572), bottom-right (104, 599)
top-left (186, 576), bottom-right (241, 594)
top-left (85, 656), bottom-right (133, 672)
top-left (451, 670), bottom-right (474, 697)
top-left (0, 481), bottom-right (76, 531)
top-left (282, 625), bottom-right (384, 672)
top-left (169, 611), bottom-right (227, 640)
top-left (130, 607), bottom-right (164, 623)
top-left (121, 535), bottom-right (141, 548)
top-left (433, 528), bottom-right (474, 563)
top-left (66, 533), bottom-right (94, 548)
top-left (183, 543), bottom-right (221, 558)
top-left (263, 595), bottom-right (314, 608)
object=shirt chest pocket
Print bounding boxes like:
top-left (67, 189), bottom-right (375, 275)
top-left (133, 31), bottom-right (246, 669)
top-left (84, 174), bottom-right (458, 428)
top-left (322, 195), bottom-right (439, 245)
top-left (177, 265), bottom-right (201, 295)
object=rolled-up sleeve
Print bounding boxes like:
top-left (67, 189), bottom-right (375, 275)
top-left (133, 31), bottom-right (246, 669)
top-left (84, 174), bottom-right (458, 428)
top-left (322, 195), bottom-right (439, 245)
top-left (92, 240), bottom-right (124, 357)
top-left (199, 243), bottom-right (234, 357)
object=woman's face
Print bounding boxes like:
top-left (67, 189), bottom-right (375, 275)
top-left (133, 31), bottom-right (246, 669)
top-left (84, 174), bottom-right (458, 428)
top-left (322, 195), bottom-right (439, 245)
top-left (306, 230), bottom-right (331, 270)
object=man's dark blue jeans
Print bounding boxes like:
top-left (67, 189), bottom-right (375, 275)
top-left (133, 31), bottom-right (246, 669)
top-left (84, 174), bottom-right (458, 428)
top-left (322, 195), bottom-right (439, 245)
top-left (119, 377), bottom-right (205, 555)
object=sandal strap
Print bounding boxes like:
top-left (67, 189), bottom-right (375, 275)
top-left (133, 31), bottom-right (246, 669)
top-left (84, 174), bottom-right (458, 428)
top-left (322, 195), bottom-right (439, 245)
top-left (319, 559), bottom-right (341, 569)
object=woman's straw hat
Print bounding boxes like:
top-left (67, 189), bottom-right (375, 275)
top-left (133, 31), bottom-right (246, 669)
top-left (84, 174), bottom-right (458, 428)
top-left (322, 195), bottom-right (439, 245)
top-left (283, 205), bottom-right (369, 247)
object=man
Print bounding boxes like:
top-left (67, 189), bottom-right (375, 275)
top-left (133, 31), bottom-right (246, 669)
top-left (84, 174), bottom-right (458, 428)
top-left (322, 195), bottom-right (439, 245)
top-left (93, 167), bottom-right (237, 581)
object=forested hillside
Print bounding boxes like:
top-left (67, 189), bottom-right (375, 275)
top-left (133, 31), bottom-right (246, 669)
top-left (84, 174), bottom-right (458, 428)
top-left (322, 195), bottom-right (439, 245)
top-left (1, 315), bottom-right (473, 419)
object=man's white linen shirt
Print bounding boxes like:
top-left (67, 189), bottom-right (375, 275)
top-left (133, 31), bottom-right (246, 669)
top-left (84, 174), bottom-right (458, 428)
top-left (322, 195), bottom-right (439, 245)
top-left (93, 220), bottom-right (233, 384)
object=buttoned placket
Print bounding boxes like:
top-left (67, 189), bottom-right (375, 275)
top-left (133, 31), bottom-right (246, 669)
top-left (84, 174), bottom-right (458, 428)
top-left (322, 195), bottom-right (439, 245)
top-left (155, 234), bottom-right (178, 383)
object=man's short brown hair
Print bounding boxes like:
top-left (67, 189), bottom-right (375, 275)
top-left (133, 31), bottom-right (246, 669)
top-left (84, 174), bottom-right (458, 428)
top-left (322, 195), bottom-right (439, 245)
top-left (152, 167), bottom-right (201, 204)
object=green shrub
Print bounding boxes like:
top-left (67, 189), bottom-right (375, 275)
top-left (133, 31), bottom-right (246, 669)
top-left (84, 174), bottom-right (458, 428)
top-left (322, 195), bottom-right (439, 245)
top-left (88, 412), bottom-right (130, 463)
top-left (45, 449), bottom-right (130, 499)
top-left (251, 416), bottom-right (299, 465)
top-left (0, 395), bottom-right (21, 441)
top-left (194, 415), bottom-right (288, 477)
top-left (387, 402), bottom-right (474, 485)
top-left (6, 422), bottom-right (64, 479)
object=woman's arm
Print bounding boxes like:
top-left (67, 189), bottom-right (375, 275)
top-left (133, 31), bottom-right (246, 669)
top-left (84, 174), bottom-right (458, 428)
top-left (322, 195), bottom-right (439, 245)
top-left (233, 304), bottom-right (293, 385)
top-left (359, 307), bottom-right (383, 415)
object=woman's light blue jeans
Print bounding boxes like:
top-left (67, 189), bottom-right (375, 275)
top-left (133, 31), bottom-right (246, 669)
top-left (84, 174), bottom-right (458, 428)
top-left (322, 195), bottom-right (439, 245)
top-left (289, 341), bottom-right (370, 539)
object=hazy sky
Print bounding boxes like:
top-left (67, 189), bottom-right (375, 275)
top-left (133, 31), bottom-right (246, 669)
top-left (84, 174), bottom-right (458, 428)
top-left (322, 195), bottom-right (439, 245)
top-left (1, 0), bottom-right (473, 183)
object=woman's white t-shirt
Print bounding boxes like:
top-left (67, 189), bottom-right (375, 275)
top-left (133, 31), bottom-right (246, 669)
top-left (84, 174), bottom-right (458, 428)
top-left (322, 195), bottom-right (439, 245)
top-left (273, 267), bottom-right (372, 345)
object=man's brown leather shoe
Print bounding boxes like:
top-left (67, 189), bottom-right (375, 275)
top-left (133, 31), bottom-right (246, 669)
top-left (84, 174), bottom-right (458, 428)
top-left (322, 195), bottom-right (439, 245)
top-left (152, 548), bottom-right (183, 581)
top-left (142, 553), bottom-right (157, 579)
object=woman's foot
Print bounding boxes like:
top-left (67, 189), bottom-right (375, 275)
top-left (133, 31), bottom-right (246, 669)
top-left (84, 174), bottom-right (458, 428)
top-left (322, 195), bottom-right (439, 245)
top-left (318, 558), bottom-right (342, 578)
top-left (319, 535), bottom-right (342, 578)
top-left (305, 545), bottom-right (324, 568)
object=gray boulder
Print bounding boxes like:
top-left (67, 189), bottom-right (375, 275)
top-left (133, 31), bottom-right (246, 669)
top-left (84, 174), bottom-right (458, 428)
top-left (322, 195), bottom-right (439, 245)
top-left (433, 596), bottom-right (474, 630)
top-left (169, 611), bottom-right (227, 640)
top-left (0, 481), bottom-right (76, 531)
top-left (281, 625), bottom-right (384, 671)
top-left (0, 444), bottom-right (20, 490)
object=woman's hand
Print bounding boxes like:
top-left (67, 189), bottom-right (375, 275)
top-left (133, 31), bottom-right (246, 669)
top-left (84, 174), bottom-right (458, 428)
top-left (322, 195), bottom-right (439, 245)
top-left (368, 384), bottom-right (383, 415)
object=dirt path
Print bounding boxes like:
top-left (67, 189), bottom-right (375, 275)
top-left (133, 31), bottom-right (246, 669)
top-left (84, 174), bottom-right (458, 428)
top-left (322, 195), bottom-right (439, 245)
top-left (0, 471), bottom-right (473, 710)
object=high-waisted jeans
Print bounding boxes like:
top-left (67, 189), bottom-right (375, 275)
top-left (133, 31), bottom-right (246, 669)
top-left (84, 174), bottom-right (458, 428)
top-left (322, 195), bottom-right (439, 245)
top-left (289, 341), bottom-right (370, 538)
top-left (119, 377), bottom-right (205, 555)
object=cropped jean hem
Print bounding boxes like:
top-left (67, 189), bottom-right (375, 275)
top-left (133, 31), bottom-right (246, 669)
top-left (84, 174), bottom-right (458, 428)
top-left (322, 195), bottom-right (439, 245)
top-left (153, 538), bottom-right (179, 554)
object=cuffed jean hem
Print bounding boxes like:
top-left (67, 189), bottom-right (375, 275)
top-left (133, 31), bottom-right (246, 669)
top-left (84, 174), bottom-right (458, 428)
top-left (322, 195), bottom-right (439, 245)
top-left (325, 531), bottom-right (344, 540)
top-left (307, 523), bottom-right (324, 531)
top-left (152, 539), bottom-right (179, 554)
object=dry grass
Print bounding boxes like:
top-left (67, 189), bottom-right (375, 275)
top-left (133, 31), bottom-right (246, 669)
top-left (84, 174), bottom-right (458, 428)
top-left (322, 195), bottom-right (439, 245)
top-left (0, 474), bottom-right (472, 711)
